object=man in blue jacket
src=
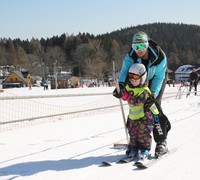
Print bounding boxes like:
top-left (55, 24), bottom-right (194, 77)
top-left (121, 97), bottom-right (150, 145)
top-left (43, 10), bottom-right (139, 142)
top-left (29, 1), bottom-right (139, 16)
top-left (113, 31), bottom-right (171, 157)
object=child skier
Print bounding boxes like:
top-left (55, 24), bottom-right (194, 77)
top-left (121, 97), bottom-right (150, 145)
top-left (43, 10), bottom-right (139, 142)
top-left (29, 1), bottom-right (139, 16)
top-left (120, 63), bottom-right (159, 160)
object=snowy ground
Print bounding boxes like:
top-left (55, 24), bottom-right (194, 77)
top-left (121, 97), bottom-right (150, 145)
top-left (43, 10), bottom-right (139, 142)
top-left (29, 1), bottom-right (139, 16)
top-left (0, 84), bottom-right (200, 180)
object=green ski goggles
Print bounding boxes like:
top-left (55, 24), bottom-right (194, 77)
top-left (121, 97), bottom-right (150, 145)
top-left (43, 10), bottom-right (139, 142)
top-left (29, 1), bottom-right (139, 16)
top-left (132, 42), bottom-right (148, 51)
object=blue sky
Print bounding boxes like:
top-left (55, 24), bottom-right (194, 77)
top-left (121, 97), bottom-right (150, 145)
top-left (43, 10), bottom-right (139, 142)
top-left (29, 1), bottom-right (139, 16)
top-left (0, 0), bottom-right (200, 40)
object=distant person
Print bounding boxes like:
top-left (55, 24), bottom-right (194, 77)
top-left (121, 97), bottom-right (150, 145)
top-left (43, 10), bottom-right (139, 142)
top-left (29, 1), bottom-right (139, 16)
top-left (187, 68), bottom-right (199, 96)
top-left (172, 79), bottom-right (175, 87)
top-left (68, 79), bottom-right (72, 88)
top-left (120, 63), bottom-right (158, 160)
top-left (113, 31), bottom-right (171, 157)
top-left (27, 74), bottom-right (33, 90)
top-left (43, 81), bottom-right (48, 90)
top-left (167, 73), bottom-right (171, 87)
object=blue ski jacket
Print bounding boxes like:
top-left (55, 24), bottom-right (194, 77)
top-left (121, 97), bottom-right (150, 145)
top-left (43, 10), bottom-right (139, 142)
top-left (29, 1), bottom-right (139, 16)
top-left (118, 39), bottom-right (167, 97)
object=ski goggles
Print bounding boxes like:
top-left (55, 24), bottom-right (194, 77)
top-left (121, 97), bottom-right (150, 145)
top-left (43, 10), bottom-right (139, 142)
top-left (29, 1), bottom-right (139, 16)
top-left (132, 42), bottom-right (148, 51)
top-left (128, 73), bottom-right (141, 80)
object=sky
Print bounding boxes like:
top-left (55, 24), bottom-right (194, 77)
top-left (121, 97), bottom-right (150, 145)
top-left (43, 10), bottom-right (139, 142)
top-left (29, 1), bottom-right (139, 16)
top-left (0, 0), bottom-right (200, 40)
top-left (0, 85), bottom-right (200, 179)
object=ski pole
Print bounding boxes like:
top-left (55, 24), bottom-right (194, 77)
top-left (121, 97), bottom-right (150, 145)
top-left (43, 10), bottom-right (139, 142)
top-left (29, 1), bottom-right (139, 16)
top-left (176, 83), bottom-right (182, 99)
top-left (116, 79), bottom-right (129, 144)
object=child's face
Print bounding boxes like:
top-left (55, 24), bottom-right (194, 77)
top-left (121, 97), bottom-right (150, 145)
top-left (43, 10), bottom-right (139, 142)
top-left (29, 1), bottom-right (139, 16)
top-left (129, 78), bottom-right (141, 86)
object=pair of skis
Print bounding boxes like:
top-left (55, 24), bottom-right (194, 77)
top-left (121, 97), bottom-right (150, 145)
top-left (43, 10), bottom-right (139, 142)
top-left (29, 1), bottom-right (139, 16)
top-left (101, 148), bottom-right (176, 169)
top-left (101, 155), bottom-right (149, 169)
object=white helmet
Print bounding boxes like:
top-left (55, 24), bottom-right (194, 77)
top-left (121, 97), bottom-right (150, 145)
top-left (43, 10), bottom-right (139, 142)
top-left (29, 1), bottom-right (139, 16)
top-left (128, 63), bottom-right (147, 84)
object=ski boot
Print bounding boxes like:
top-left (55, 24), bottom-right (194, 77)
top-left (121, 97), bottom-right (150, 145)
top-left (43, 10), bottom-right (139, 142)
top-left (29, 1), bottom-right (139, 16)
top-left (128, 149), bottom-right (139, 158)
top-left (155, 139), bottom-right (168, 158)
top-left (139, 150), bottom-right (149, 161)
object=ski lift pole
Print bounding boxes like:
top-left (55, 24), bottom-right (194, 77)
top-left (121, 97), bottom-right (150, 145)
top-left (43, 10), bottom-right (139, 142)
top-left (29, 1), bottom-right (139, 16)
top-left (116, 79), bottom-right (129, 144)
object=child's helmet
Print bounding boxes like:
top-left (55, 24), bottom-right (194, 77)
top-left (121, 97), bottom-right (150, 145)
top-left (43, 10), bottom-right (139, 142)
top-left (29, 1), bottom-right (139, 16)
top-left (128, 63), bottom-right (147, 84)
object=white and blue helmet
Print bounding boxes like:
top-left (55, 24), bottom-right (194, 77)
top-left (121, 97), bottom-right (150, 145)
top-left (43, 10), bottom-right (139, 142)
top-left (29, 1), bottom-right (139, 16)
top-left (128, 63), bottom-right (147, 84)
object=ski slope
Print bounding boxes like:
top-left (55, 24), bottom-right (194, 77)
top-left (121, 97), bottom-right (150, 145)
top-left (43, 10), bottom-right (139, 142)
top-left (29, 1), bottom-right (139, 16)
top-left (0, 85), bottom-right (200, 180)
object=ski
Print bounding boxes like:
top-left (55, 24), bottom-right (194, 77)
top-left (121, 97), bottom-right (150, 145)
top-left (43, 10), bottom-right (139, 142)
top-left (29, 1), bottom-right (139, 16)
top-left (101, 156), bottom-right (138, 167)
top-left (100, 155), bottom-right (128, 166)
top-left (134, 157), bottom-right (152, 169)
top-left (101, 161), bottom-right (113, 166)
top-left (117, 156), bottom-right (138, 164)
top-left (134, 148), bottom-right (177, 169)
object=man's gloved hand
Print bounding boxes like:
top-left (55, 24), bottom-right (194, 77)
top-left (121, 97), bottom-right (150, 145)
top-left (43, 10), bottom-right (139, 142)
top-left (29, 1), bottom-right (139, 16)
top-left (144, 94), bottom-right (156, 112)
top-left (113, 83), bottom-right (124, 99)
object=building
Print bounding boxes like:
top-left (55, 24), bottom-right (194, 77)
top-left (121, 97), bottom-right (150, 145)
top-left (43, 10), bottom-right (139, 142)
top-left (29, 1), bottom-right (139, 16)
top-left (2, 70), bottom-right (27, 88)
top-left (48, 71), bottom-right (80, 89)
top-left (175, 65), bottom-right (200, 83)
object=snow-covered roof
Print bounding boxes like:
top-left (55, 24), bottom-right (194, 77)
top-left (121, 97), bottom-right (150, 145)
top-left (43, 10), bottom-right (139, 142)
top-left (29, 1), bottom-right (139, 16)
top-left (175, 64), bottom-right (200, 74)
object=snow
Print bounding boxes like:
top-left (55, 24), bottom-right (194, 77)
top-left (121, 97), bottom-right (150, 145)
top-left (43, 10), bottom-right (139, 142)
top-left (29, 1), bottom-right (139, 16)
top-left (0, 85), bottom-right (200, 180)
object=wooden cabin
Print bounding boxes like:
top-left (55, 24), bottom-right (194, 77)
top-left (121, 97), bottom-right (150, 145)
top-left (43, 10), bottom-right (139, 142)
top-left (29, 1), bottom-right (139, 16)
top-left (2, 71), bottom-right (27, 88)
top-left (50, 76), bottom-right (81, 89)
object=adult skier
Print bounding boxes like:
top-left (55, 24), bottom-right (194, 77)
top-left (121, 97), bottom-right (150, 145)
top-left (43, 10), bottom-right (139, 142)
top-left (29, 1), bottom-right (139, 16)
top-left (113, 31), bottom-right (171, 157)
top-left (187, 68), bottom-right (199, 96)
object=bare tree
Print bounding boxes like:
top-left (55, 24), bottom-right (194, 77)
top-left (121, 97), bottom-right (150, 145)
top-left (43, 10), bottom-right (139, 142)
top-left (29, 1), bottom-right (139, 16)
top-left (72, 39), bottom-right (107, 79)
top-left (44, 46), bottom-right (66, 75)
top-left (86, 39), bottom-right (107, 79)
top-left (0, 44), bottom-right (7, 65)
top-left (15, 45), bottom-right (29, 69)
top-left (110, 39), bottom-right (124, 72)
top-left (72, 43), bottom-right (93, 77)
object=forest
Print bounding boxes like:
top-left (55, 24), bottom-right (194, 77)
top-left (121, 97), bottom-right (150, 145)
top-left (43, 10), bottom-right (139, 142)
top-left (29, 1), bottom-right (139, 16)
top-left (0, 22), bottom-right (200, 81)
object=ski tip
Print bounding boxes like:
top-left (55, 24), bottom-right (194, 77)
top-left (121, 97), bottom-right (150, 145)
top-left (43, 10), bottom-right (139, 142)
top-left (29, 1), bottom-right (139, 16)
top-left (117, 159), bottom-right (129, 163)
top-left (134, 161), bottom-right (148, 169)
top-left (136, 164), bottom-right (148, 169)
top-left (101, 161), bottom-right (112, 166)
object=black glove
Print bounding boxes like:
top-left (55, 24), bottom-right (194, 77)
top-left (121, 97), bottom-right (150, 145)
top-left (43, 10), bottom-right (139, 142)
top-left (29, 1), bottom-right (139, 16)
top-left (113, 83), bottom-right (124, 99)
top-left (144, 94), bottom-right (156, 112)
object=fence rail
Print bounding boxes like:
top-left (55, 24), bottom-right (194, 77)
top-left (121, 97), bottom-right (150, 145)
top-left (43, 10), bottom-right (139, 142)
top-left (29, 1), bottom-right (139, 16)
top-left (0, 91), bottom-right (126, 132)
top-left (0, 86), bottom-right (198, 132)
